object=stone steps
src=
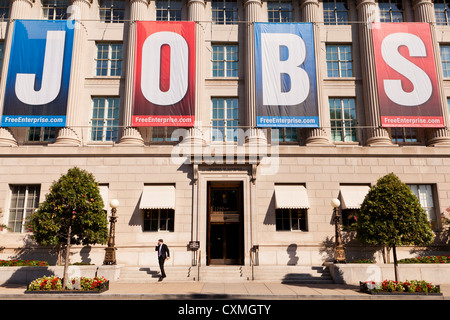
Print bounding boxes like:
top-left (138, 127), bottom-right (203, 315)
top-left (117, 266), bottom-right (195, 283)
top-left (117, 265), bottom-right (334, 284)
top-left (198, 266), bottom-right (251, 282)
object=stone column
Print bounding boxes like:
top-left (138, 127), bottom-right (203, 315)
top-left (53, 0), bottom-right (91, 146)
top-left (0, 0), bottom-right (35, 146)
top-left (413, 0), bottom-right (450, 146)
top-left (186, 0), bottom-right (205, 267)
top-left (356, 0), bottom-right (393, 146)
top-left (185, 0), bottom-right (206, 146)
top-left (244, 0), bottom-right (266, 143)
top-left (119, 0), bottom-right (148, 145)
top-left (301, 0), bottom-right (331, 145)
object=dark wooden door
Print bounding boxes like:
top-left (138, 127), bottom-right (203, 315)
top-left (207, 182), bottom-right (243, 265)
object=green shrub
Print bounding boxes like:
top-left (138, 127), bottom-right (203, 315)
top-left (0, 259), bottom-right (49, 267)
top-left (398, 255), bottom-right (450, 264)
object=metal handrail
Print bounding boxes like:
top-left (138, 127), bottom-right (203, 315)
top-left (250, 249), bottom-right (254, 281)
top-left (197, 250), bottom-right (201, 282)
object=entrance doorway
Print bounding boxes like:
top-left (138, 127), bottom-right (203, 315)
top-left (207, 181), bottom-right (244, 265)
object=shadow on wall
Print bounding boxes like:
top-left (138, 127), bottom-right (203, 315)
top-left (287, 244), bottom-right (299, 265)
top-left (263, 195), bottom-right (276, 226)
top-left (9, 235), bottom-right (59, 265)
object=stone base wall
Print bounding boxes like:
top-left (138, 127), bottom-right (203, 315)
top-left (327, 263), bottom-right (450, 285)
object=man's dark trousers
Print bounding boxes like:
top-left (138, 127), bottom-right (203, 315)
top-left (158, 256), bottom-right (166, 278)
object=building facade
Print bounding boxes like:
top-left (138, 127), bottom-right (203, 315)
top-left (0, 0), bottom-right (449, 267)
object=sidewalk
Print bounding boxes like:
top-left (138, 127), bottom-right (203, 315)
top-left (0, 281), bottom-right (449, 300)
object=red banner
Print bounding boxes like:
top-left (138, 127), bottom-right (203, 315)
top-left (133, 21), bottom-right (195, 127)
top-left (372, 23), bottom-right (444, 128)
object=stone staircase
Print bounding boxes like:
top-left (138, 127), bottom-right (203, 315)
top-left (117, 265), bottom-right (334, 284)
top-left (198, 266), bottom-right (251, 282)
top-left (117, 266), bottom-right (195, 283)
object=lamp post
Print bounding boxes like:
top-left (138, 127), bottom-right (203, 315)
top-left (103, 199), bottom-right (119, 265)
top-left (331, 198), bottom-right (346, 263)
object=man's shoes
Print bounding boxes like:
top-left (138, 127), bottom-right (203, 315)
top-left (158, 276), bottom-right (163, 281)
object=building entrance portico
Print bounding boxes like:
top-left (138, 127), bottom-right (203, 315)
top-left (193, 166), bottom-right (255, 267)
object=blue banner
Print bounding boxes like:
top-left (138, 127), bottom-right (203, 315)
top-left (255, 23), bottom-right (319, 128)
top-left (1, 20), bottom-right (74, 127)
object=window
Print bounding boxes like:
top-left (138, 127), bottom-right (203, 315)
top-left (212, 45), bottom-right (238, 77)
top-left (143, 209), bottom-right (174, 232)
top-left (390, 128), bottom-right (418, 144)
top-left (326, 44), bottom-right (353, 78)
top-left (441, 45), bottom-right (450, 78)
top-left (42, 0), bottom-right (68, 20)
top-left (378, 0), bottom-right (403, 22)
top-left (91, 97), bottom-right (120, 142)
top-left (8, 185), bottom-right (40, 233)
top-left (0, 0), bottom-right (9, 19)
top-left (276, 209), bottom-right (307, 231)
top-left (96, 43), bottom-right (123, 77)
top-left (26, 127), bottom-right (57, 143)
top-left (341, 209), bottom-right (358, 227)
top-left (212, 0), bottom-right (238, 25)
top-left (271, 128), bottom-right (298, 143)
top-left (267, 0), bottom-right (293, 23)
top-left (329, 98), bottom-right (357, 142)
top-left (212, 98), bottom-right (238, 142)
top-left (156, 0), bottom-right (182, 21)
top-left (435, 0), bottom-right (450, 25)
top-left (151, 127), bottom-right (184, 143)
top-left (323, 0), bottom-right (349, 25)
top-left (407, 185), bottom-right (437, 228)
top-left (99, 0), bottom-right (125, 23)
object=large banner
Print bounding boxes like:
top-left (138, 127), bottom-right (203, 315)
top-left (1, 20), bottom-right (74, 127)
top-left (133, 21), bottom-right (195, 127)
top-left (373, 23), bottom-right (444, 128)
top-left (255, 23), bottom-right (318, 128)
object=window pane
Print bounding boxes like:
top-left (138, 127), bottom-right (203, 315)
top-left (8, 186), bottom-right (40, 233)
top-left (323, 0), bottom-right (349, 25)
top-left (326, 45), bottom-right (353, 78)
top-left (212, 45), bottom-right (238, 78)
top-left (212, 0), bottom-right (237, 24)
top-left (96, 43), bottom-right (123, 76)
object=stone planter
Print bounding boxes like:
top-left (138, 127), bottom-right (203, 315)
top-left (25, 280), bottom-right (110, 294)
top-left (0, 265), bottom-right (121, 284)
top-left (359, 281), bottom-right (442, 296)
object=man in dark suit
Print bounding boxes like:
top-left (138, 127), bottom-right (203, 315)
top-left (155, 239), bottom-right (170, 281)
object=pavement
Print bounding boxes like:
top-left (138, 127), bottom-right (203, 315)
top-left (0, 281), bottom-right (449, 300)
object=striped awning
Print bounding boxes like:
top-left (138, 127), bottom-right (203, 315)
top-left (340, 185), bottom-right (370, 209)
top-left (140, 185), bottom-right (175, 209)
top-left (274, 185), bottom-right (310, 209)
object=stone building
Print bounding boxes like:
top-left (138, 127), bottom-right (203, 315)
top-left (0, 0), bottom-right (449, 271)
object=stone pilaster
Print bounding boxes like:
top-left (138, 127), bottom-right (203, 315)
top-left (119, 0), bottom-right (148, 145)
top-left (301, 0), bottom-right (331, 145)
top-left (0, 0), bottom-right (35, 146)
top-left (413, 0), bottom-right (450, 146)
top-left (186, 0), bottom-right (207, 145)
top-left (53, 0), bottom-right (91, 146)
top-left (244, 0), bottom-right (267, 144)
top-left (356, 0), bottom-right (393, 146)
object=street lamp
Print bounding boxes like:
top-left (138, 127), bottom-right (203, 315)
top-left (103, 199), bottom-right (119, 265)
top-left (331, 198), bottom-right (346, 263)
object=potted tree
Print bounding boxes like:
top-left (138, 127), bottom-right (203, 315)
top-left (356, 173), bottom-right (434, 282)
top-left (28, 167), bottom-right (109, 290)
